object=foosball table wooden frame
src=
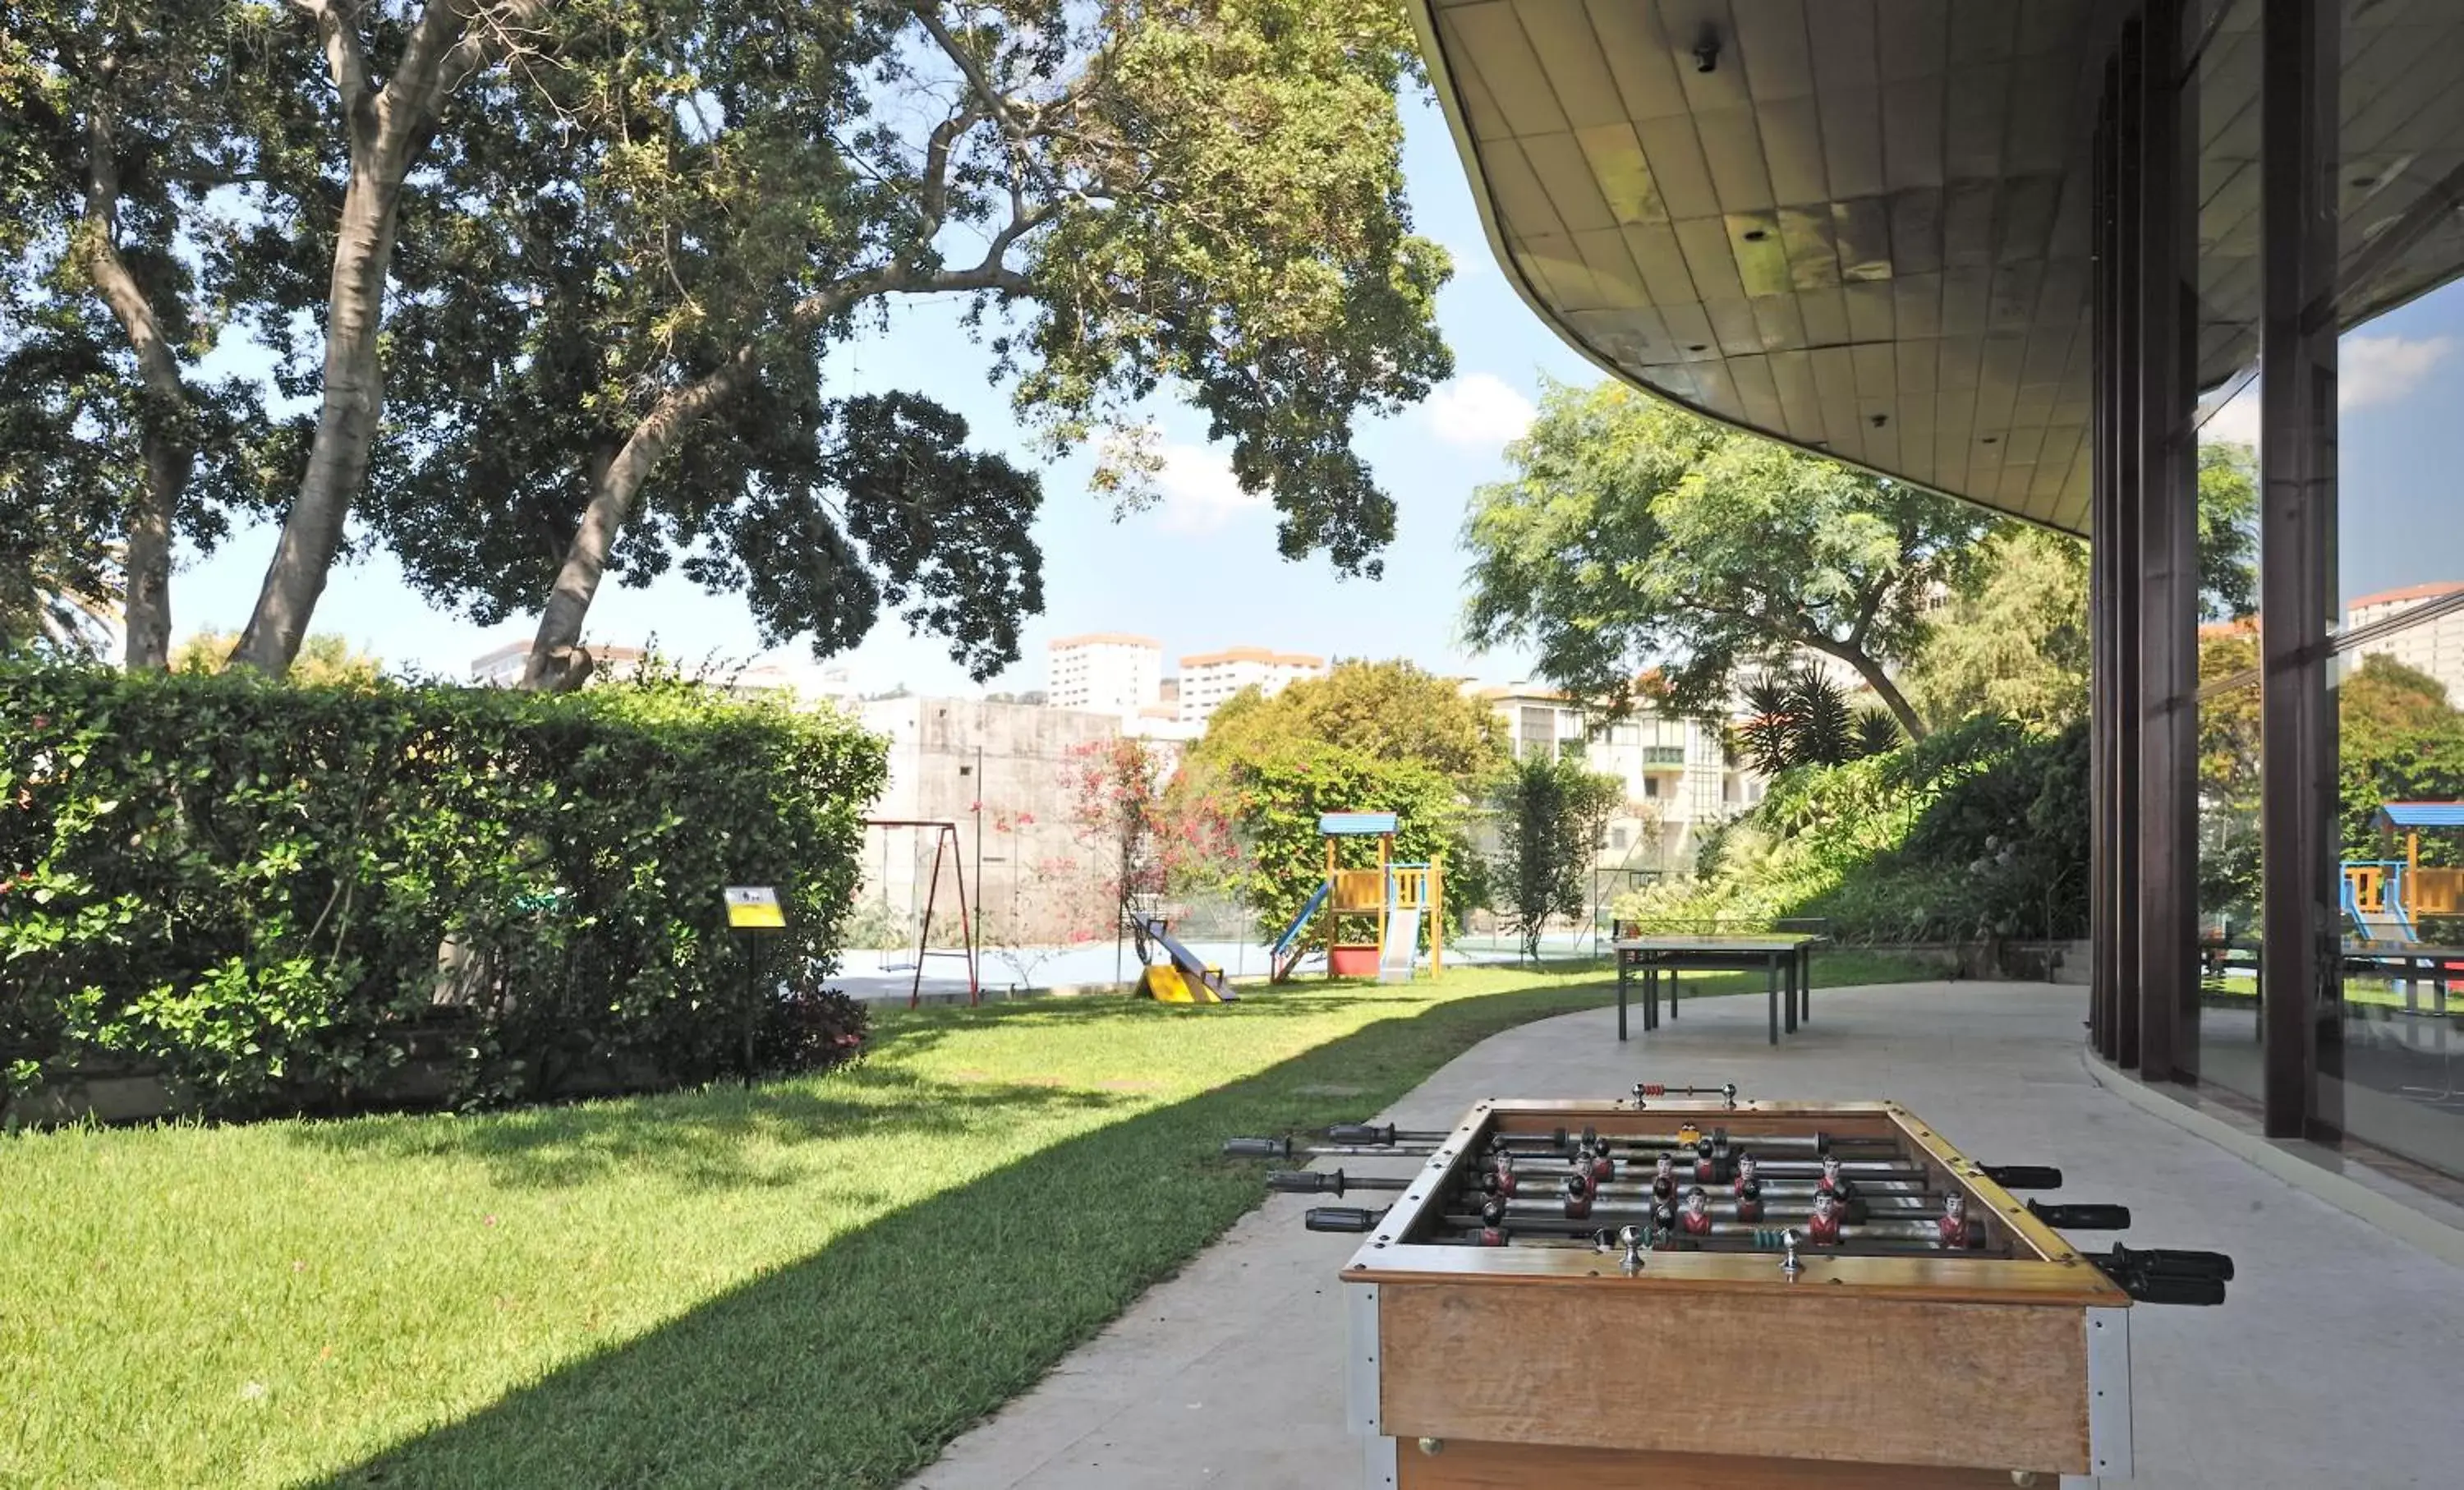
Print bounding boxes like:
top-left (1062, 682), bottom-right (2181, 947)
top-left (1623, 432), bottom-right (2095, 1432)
top-left (1338, 1097), bottom-right (2134, 1489)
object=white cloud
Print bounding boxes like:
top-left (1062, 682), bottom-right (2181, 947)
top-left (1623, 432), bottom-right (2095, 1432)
top-left (2200, 333), bottom-right (2452, 448)
top-left (1423, 373), bottom-right (1537, 448)
top-left (1154, 444), bottom-right (1267, 535)
top-left (2341, 333), bottom-right (2453, 411)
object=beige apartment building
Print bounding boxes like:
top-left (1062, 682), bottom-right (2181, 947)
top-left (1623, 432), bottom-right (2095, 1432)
top-left (1177, 647), bottom-right (1327, 724)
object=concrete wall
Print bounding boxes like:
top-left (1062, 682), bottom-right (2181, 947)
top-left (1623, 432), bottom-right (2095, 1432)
top-left (856, 698), bottom-right (1125, 943)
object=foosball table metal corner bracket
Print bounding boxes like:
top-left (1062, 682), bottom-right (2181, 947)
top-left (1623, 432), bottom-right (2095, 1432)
top-left (1362, 1433), bottom-right (1399, 1488)
top-left (1346, 1282), bottom-right (1381, 1437)
top-left (2085, 1305), bottom-right (2134, 1480)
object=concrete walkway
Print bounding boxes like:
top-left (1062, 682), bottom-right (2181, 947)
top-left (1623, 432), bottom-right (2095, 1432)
top-left (903, 982), bottom-right (2464, 1489)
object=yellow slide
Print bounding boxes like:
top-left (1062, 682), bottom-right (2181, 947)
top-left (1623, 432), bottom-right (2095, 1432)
top-left (1139, 963), bottom-right (1230, 1004)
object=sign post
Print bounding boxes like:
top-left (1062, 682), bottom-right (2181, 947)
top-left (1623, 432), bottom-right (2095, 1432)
top-left (724, 886), bottom-right (786, 1086)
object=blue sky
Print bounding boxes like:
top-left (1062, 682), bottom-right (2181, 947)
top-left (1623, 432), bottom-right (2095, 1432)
top-left (168, 96), bottom-right (2464, 689)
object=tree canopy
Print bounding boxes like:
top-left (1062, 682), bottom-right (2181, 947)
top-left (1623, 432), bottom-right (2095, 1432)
top-left (1464, 381), bottom-right (1991, 739)
top-left (5, 2), bottom-right (1453, 686)
top-left (1907, 440), bottom-right (2259, 730)
top-left (1186, 659), bottom-right (1505, 786)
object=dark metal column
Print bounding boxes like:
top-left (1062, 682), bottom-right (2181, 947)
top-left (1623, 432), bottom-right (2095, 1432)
top-left (2088, 73), bottom-right (2119, 1063)
top-left (2136, 0), bottom-right (2196, 1083)
top-left (2259, 0), bottom-right (2340, 1138)
top-left (2111, 18), bottom-right (2148, 1072)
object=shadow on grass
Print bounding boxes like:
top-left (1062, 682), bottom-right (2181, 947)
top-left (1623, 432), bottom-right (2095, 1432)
top-left (312, 978), bottom-right (1620, 1490)
top-left (281, 1068), bottom-right (1136, 1193)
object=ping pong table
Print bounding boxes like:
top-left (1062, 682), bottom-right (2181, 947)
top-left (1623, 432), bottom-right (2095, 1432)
top-left (1614, 931), bottom-right (1825, 1046)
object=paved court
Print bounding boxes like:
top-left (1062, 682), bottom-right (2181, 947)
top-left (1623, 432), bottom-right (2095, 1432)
top-left (903, 982), bottom-right (2464, 1490)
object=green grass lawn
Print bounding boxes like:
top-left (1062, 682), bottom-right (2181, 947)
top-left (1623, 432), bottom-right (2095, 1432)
top-left (0, 950), bottom-right (1938, 1489)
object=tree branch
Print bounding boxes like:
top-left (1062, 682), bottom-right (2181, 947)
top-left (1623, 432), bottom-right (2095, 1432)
top-left (910, 2), bottom-right (1023, 136)
top-left (79, 97), bottom-right (190, 417)
top-left (288, 0), bottom-right (378, 153)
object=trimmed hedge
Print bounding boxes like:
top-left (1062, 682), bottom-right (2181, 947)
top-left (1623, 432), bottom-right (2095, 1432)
top-left (1, 662), bottom-right (885, 1116)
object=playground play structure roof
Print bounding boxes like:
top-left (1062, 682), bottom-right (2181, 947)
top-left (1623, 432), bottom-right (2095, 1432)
top-left (2377, 802), bottom-right (2464, 830)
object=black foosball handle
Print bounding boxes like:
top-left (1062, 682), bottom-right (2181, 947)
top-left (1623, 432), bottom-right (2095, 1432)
top-left (1983, 1164), bottom-right (2064, 1190)
top-left (1304, 1206), bottom-right (1384, 1234)
top-left (1269, 1169), bottom-right (1345, 1195)
top-left (1223, 1137), bottom-right (1292, 1159)
top-left (2112, 1244), bottom-right (2236, 1281)
top-left (2116, 1271), bottom-right (2227, 1306)
top-left (2027, 1200), bottom-right (2132, 1230)
top-left (1326, 1123), bottom-right (1397, 1146)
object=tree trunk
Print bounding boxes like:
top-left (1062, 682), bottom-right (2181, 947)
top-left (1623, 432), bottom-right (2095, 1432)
top-left (519, 352), bottom-right (758, 692)
top-left (229, 172), bottom-right (403, 674)
top-left (79, 100), bottom-right (191, 672)
top-left (122, 430), bottom-right (186, 669)
top-left (1818, 644), bottom-right (1928, 742)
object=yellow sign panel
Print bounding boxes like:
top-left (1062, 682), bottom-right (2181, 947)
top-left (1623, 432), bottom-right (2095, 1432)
top-left (724, 886), bottom-right (785, 930)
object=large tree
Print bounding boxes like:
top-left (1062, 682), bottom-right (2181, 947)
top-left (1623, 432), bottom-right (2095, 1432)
top-left (1187, 659), bottom-right (1505, 785)
top-left (1908, 440), bottom-right (2260, 730)
top-left (1, 2), bottom-right (286, 667)
top-left (242, 0), bottom-right (1450, 688)
top-left (1464, 382), bottom-right (1990, 740)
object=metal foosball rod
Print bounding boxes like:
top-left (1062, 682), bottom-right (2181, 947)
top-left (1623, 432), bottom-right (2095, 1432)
top-left (1434, 1213), bottom-right (2015, 1258)
top-left (1459, 1207), bottom-right (1969, 1245)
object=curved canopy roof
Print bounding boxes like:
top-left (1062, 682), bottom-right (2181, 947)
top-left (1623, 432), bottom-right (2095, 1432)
top-left (1406, 1), bottom-right (2464, 536)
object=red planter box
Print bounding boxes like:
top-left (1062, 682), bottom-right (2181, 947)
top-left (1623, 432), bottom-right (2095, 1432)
top-left (1328, 945), bottom-right (1381, 977)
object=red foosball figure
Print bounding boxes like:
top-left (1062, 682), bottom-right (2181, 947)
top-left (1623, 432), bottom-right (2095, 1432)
top-left (1563, 1172), bottom-right (1593, 1221)
top-left (1491, 1151), bottom-right (1519, 1198)
top-left (1650, 1198), bottom-right (1680, 1249)
top-left (1937, 1193), bottom-right (1981, 1250)
top-left (1479, 1197), bottom-right (1511, 1247)
top-left (1818, 1154), bottom-right (1856, 1200)
top-left (1651, 1152), bottom-right (1678, 1203)
top-left (1693, 1138), bottom-right (1718, 1184)
top-left (1733, 1156), bottom-right (1763, 1222)
top-left (1732, 1153), bottom-right (1759, 1196)
top-left (1588, 1139), bottom-right (1617, 1185)
top-left (1679, 1187), bottom-right (1714, 1237)
top-left (1806, 1190), bottom-right (1845, 1245)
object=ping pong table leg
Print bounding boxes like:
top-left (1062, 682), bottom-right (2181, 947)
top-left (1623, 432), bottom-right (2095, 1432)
top-left (1800, 946), bottom-right (1812, 1023)
top-left (1782, 951), bottom-right (1796, 1034)
top-left (1617, 955), bottom-right (1628, 1041)
top-left (1666, 963), bottom-right (1677, 1022)
top-left (1767, 958), bottom-right (1779, 1045)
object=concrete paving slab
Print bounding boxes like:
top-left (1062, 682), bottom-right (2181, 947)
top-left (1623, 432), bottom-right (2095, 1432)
top-left (903, 982), bottom-right (2464, 1490)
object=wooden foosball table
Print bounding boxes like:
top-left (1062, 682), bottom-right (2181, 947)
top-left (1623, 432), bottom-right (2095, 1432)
top-left (1229, 1087), bottom-right (2233, 1488)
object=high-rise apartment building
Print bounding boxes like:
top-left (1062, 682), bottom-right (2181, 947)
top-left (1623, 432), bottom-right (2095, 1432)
top-left (1177, 647), bottom-right (1327, 724)
top-left (1473, 683), bottom-right (1762, 881)
top-left (2346, 582), bottom-right (2464, 705)
top-left (1046, 633), bottom-right (1163, 715)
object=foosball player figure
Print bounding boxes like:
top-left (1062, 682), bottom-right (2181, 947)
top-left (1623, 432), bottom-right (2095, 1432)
top-left (1818, 1152), bottom-right (1868, 1218)
top-left (1678, 1186), bottom-right (1715, 1238)
top-left (1651, 1152), bottom-right (1678, 1204)
top-left (1588, 1136), bottom-right (1617, 1184)
top-left (1563, 1170), bottom-right (1594, 1221)
top-left (1732, 1153), bottom-right (1764, 1223)
top-left (1491, 1150), bottom-right (1519, 1198)
top-left (1478, 1197), bottom-right (1511, 1248)
top-left (1649, 1198), bottom-right (1680, 1249)
top-left (1806, 1189), bottom-right (1845, 1246)
top-left (1936, 1192), bottom-right (1985, 1250)
top-left (1693, 1137), bottom-right (1720, 1184)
